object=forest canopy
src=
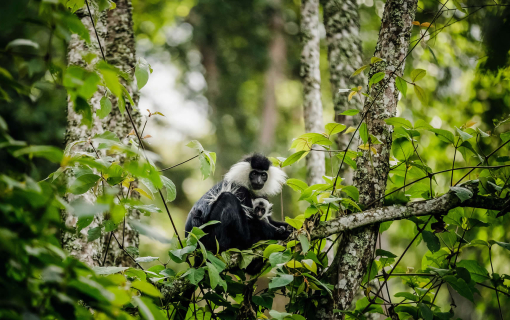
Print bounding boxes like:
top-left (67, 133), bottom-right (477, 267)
top-left (1, 0), bottom-right (510, 320)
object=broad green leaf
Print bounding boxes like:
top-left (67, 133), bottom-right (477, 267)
top-left (429, 128), bottom-right (455, 144)
top-left (495, 241), bottom-right (510, 251)
top-left (103, 220), bottom-right (117, 232)
top-left (341, 185), bottom-right (359, 202)
top-left (77, 216), bottom-right (93, 232)
top-left (371, 57), bottom-right (384, 64)
top-left (325, 123), bottom-right (346, 136)
top-left (285, 214), bottom-right (305, 230)
top-left (452, 0), bottom-right (466, 13)
top-left (394, 292), bottom-right (419, 301)
top-left (411, 69), bottom-right (427, 82)
top-left (286, 260), bottom-right (303, 268)
top-left (450, 186), bottom-right (473, 203)
top-left (282, 151), bottom-right (308, 167)
top-left (69, 174), bottom-right (100, 195)
top-left (339, 109), bottom-right (360, 116)
top-left (207, 252), bottom-right (226, 272)
top-left (125, 268), bottom-right (146, 281)
top-left (286, 178), bottom-right (308, 192)
top-left (269, 250), bottom-right (292, 267)
top-left (132, 296), bottom-right (166, 320)
top-left (182, 268), bottom-right (205, 285)
top-left (385, 117), bottom-right (413, 129)
top-left (206, 262), bottom-right (226, 291)
top-left (252, 295), bottom-right (273, 309)
top-left (87, 226), bottom-right (102, 242)
top-left (135, 58), bottom-right (151, 90)
top-left (299, 234), bottom-right (310, 254)
top-left (414, 85), bottom-right (427, 105)
top-left (12, 145), bottom-right (63, 163)
top-left (396, 76), bottom-right (407, 97)
top-left (131, 280), bottom-right (161, 297)
top-left (379, 221), bottom-right (393, 233)
top-left (443, 276), bottom-right (473, 302)
top-left (418, 303), bottom-right (433, 320)
top-left (375, 249), bottom-right (397, 258)
top-left (130, 221), bottom-right (171, 244)
top-left (456, 127), bottom-right (473, 142)
top-left (369, 72), bottom-right (385, 86)
top-left (268, 274), bottom-right (293, 289)
top-left (500, 132), bottom-right (510, 143)
top-left (457, 260), bottom-right (489, 282)
top-left (414, 119), bottom-right (433, 130)
top-left (161, 176), bottom-right (176, 202)
top-left (302, 259), bottom-right (317, 274)
top-left (263, 244), bottom-right (286, 258)
top-left (422, 231), bottom-right (441, 252)
top-left (392, 137), bottom-right (414, 161)
top-left (355, 297), bottom-right (385, 314)
top-left (97, 96), bottom-right (112, 119)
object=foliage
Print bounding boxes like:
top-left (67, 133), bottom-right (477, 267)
top-left (2, 0), bottom-right (510, 319)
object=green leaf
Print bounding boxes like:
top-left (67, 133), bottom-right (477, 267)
top-left (286, 178), bottom-right (308, 192)
top-left (411, 69), bottom-right (427, 82)
top-left (285, 215), bottom-right (305, 230)
top-left (87, 226), bottom-right (102, 242)
top-left (161, 176), bottom-right (176, 202)
top-left (207, 252), bottom-right (226, 272)
top-left (132, 296), bottom-right (166, 320)
top-left (252, 294), bottom-right (273, 309)
top-left (456, 127), bottom-right (473, 142)
top-left (385, 117), bottom-right (413, 129)
top-left (299, 234), bottom-right (310, 254)
top-left (396, 76), bottom-right (407, 97)
top-left (77, 216), bottom-right (93, 232)
top-left (418, 303), bottom-right (433, 320)
top-left (495, 241), bottom-right (510, 251)
top-left (443, 276), bottom-right (473, 302)
top-left (103, 220), bottom-right (117, 232)
top-left (351, 64), bottom-right (369, 77)
top-left (325, 123), bottom-right (346, 136)
top-left (371, 57), bottom-right (384, 64)
top-left (369, 72), bottom-right (385, 86)
top-left (375, 249), bottom-right (397, 258)
top-left (125, 268), bottom-right (146, 281)
top-left (414, 119), bottom-right (433, 130)
top-left (12, 145), bottom-right (63, 163)
top-left (263, 244), bottom-right (286, 259)
top-left (74, 97), bottom-right (93, 127)
top-left (135, 256), bottom-right (159, 263)
top-left (392, 137), bottom-right (414, 161)
top-left (414, 84), bottom-right (427, 105)
top-left (282, 151), bottom-right (308, 167)
top-left (341, 185), bottom-right (359, 202)
top-left (198, 220), bottom-right (221, 229)
top-left (69, 174), bottom-right (100, 195)
top-left (423, 231), bottom-right (441, 252)
top-left (97, 96), bottom-right (112, 119)
top-left (359, 122), bottom-right (368, 144)
top-left (452, 0), bottom-right (466, 13)
top-left (131, 280), bottom-right (161, 297)
top-left (450, 186), bottom-right (473, 203)
top-left (394, 292), bottom-right (419, 301)
top-left (269, 250), bottom-right (292, 267)
top-left (457, 260), bottom-right (489, 282)
top-left (379, 221), bottom-right (393, 233)
top-left (92, 266), bottom-right (129, 275)
top-left (135, 58), bottom-right (150, 90)
top-left (268, 274), bottom-right (293, 289)
top-left (500, 132), bottom-right (510, 143)
top-left (206, 262), bottom-right (226, 291)
top-left (6, 38), bottom-right (39, 50)
top-left (339, 109), bottom-right (359, 116)
top-left (130, 221), bottom-right (172, 244)
top-left (182, 267), bottom-right (205, 285)
top-left (429, 128), bottom-right (455, 144)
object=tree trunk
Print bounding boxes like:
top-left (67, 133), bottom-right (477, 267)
top-left (62, 0), bottom-right (140, 267)
top-left (259, 4), bottom-right (286, 151)
top-left (321, 0), bottom-right (365, 184)
top-left (319, 0), bottom-right (418, 317)
top-left (300, 0), bottom-right (325, 185)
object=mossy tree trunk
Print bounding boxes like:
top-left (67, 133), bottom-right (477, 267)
top-left (62, 0), bottom-right (140, 267)
top-left (317, 0), bottom-right (418, 317)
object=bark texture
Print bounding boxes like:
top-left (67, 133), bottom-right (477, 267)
top-left (300, 0), bottom-right (325, 185)
top-left (62, 0), bottom-right (140, 267)
top-left (321, 0), bottom-right (365, 183)
top-left (320, 0), bottom-right (418, 317)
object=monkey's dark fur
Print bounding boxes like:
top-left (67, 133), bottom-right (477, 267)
top-left (185, 154), bottom-right (291, 252)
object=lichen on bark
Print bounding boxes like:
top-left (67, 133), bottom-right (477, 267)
top-left (319, 0), bottom-right (419, 317)
top-left (300, 0), bottom-right (325, 185)
top-left (62, 0), bottom-right (141, 268)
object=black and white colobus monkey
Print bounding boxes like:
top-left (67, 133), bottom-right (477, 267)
top-left (185, 154), bottom-right (291, 252)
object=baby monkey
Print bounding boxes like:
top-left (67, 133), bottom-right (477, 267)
top-left (251, 198), bottom-right (287, 233)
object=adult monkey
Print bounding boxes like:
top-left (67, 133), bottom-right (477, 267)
top-left (185, 153), bottom-right (291, 252)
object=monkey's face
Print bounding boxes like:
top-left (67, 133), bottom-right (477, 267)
top-left (249, 170), bottom-right (268, 190)
top-left (253, 203), bottom-right (267, 219)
